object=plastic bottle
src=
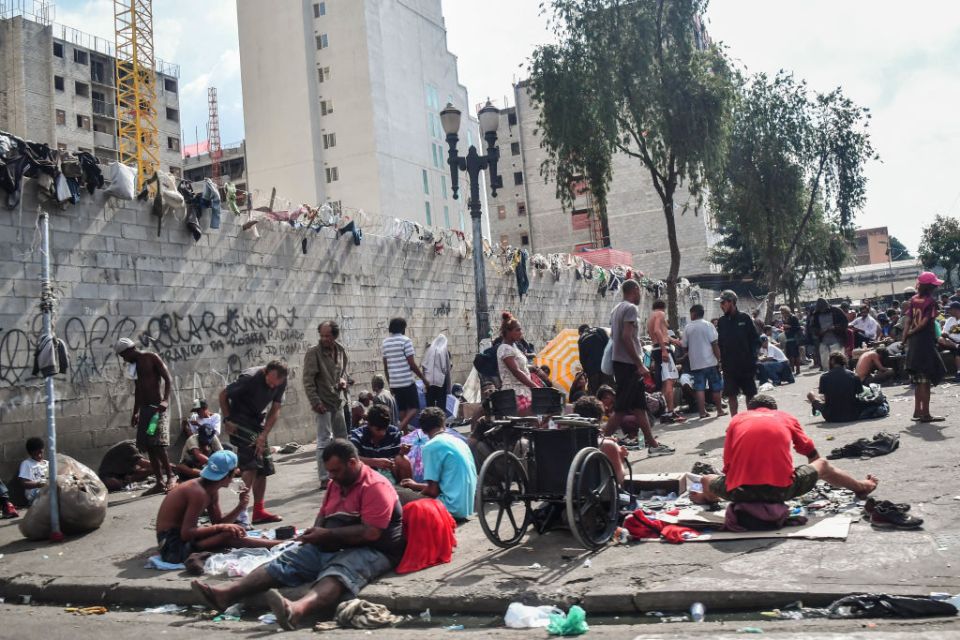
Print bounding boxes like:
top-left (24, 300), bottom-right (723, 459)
top-left (146, 410), bottom-right (160, 436)
top-left (690, 602), bottom-right (705, 622)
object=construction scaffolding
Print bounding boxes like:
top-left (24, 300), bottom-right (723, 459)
top-left (207, 87), bottom-right (222, 186)
top-left (114, 0), bottom-right (158, 187)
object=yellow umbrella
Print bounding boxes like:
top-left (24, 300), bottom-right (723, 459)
top-left (533, 328), bottom-right (582, 395)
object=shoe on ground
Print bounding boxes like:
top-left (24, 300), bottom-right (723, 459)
top-left (871, 504), bottom-right (923, 529)
top-left (647, 444), bottom-right (676, 458)
top-left (1, 502), bottom-right (18, 519)
top-left (252, 510), bottom-right (283, 525)
top-left (863, 498), bottom-right (910, 515)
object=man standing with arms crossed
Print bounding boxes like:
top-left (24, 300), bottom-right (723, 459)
top-left (115, 338), bottom-right (175, 496)
top-left (219, 360), bottom-right (287, 525)
top-left (303, 321), bottom-right (349, 488)
top-left (716, 290), bottom-right (760, 416)
top-left (647, 299), bottom-right (686, 423)
top-left (603, 280), bottom-right (674, 457)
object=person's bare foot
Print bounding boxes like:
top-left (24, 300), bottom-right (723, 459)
top-left (855, 474), bottom-right (880, 500)
top-left (266, 588), bottom-right (298, 630)
top-left (191, 580), bottom-right (230, 613)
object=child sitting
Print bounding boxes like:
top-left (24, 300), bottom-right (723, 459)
top-left (19, 437), bottom-right (49, 505)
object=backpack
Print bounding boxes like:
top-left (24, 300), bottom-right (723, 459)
top-left (472, 344), bottom-right (499, 379)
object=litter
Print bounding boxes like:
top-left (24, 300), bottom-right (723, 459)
top-left (546, 605), bottom-right (589, 636)
top-left (65, 606), bottom-right (107, 616)
top-left (143, 604), bottom-right (185, 614)
top-left (737, 627), bottom-right (763, 633)
top-left (314, 599), bottom-right (407, 630)
top-left (213, 603), bottom-right (243, 622)
top-left (444, 624), bottom-right (465, 631)
top-left (582, 559), bottom-right (592, 568)
top-left (690, 602), bottom-right (705, 622)
top-left (203, 541), bottom-right (297, 576)
top-left (826, 593), bottom-right (958, 618)
top-left (144, 555), bottom-right (185, 571)
top-left (660, 615), bottom-right (689, 623)
top-left (420, 608), bottom-right (432, 622)
top-left (258, 613), bottom-right (277, 625)
top-left (504, 603), bottom-right (564, 629)
top-left (528, 563), bottom-right (544, 569)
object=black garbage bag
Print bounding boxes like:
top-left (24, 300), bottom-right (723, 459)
top-left (828, 593), bottom-right (958, 619)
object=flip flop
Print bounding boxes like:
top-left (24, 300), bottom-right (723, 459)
top-left (266, 588), bottom-right (297, 631)
top-left (190, 580), bottom-right (224, 613)
top-left (920, 415), bottom-right (946, 423)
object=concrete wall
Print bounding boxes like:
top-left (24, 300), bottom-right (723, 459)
top-left (0, 181), bottom-right (703, 478)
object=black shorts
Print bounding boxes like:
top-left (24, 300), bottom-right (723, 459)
top-left (425, 385), bottom-right (446, 408)
top-left (612, 361), bottom-right (646, 413)
top-left (157, 527), bottom-right (195, 565)
top-left (723, 368), bottom-right (758, 398)
top-left (392, 384), bottom-right (420, 413)
top-left (709, 465), bottom-right (819, 503)
top-left (231, 435), bottom-right (276, 477)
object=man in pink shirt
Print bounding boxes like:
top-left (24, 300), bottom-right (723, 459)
top-left (692, 395), bottom-right (878, 504)
top-left (191, 440), bottom-right (406, 630)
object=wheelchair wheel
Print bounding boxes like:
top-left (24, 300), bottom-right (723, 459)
top-left (565, 447), bottom-right (618, 549)
top-left (476, 450), bottom-right (531, 548)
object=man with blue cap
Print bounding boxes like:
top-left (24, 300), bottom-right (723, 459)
top-left (155, 450), bottom-right (281, 564)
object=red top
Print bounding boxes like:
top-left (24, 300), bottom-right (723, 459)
top-left (907, 294), bottom-right (937, 327)
top-left (722, 409), bottom-right (816, 490)
top-left (320, 463), bottom-right (397, 529)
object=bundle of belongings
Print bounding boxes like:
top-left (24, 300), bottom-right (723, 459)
top-left (0, 130), bottom-right (104, 209)
top-left (827, 432), bottom-right (900, 460)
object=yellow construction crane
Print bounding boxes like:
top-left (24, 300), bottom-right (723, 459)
top-left (114, 0), bottom-right (158, 188)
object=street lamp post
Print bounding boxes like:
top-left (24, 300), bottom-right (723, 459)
top-left (441, 100), bottom-right (503, 345)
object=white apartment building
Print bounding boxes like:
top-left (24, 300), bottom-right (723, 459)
top-left (237, 0), bottom-right (478, 229)
top-left (487, 82), bottom-right (717, 279)
top-left (0, 13), bottom-right (182, 174)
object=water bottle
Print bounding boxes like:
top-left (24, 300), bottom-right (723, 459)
top-left (146, 409), bottom-right (160, 436)
top-left (690, 602), bottom-right (705, 622)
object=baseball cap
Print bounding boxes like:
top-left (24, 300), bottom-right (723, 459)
top-left (918, 271), bottom-right (944, 286)
top-left (192, 399), bottom-right (208, 412)
top-left (715, 290), bottom-right (738, 303)
top-left (200, 450), bottom-right (237, 481)
top-left (114, 337), bottom-right (135, 354)
top-left (903, 286), bottom-right (917, 295)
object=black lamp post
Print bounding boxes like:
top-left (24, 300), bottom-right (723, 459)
top-left (441, 100), bottom-right (503, 345)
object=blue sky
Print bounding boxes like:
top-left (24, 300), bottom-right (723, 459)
top-left (52, 0), bottom-right (960, 252)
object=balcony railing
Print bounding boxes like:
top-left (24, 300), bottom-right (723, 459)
top-left (92, 99), bottom-right (115, 118)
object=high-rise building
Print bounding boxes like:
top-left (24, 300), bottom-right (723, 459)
top-left (0, 11), bottom-right (182, 174)
top-left (853, 226), bottom-right (891, 266)
top-left (487, 82), bottom-right (717, 278)
top-left (237, 0), bottom-right (478, 229)
top-left (183, 141), bottom-right (248, 194)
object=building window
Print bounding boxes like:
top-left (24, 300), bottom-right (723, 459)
top-left (75, 81), bottom-right (89, 97)
top-left (511, 142), bottom-right (520, 156)
top-left (323, 132), bottom-right (336, 149)
top-left (508, 112), bottom-right (518, 126)
top-left (167, 136), bottom-right (180, 151)
top-left (314, 2), bottom-right (325, 17)
top-left (325, 167), bottom-right (339, 183)
top-left (517, 201), bottom-right (527, 216)
top-left (56, 109), bottom-right (66, 126)
top-left (422, 169), bottom-right (429, 194)
top-left (497, 204), bottom-right (506, 220)
top-left (432, 143), bottom-right (442, 168)
top-left (90, 60), bottom-right (106, 83)
top-left (54, 75), bottom-right (64, 91)
top-left (521, 234), bottom-right (529, 246)
top-left (444, 205), bottom-right (450, 228)
top-left (53, 42), bottom-right (63, 57)
top-left (76, 114), bottom-right (90, 130)
top-left (169, 166), bottom-right (182, 178)
top-left (321, 100), bottom-right (333, 115)
top-left (513, 171), bottom-right (524, 186)
top-left (316, 33), bottom-right (329, 49)
top-left (425, 202), bottom-right (432, 226)
top-left (317, 66), bottom-right (330, 83)
top-left (163, 78), bottom-right (177, 93)
top-left (459, 209), bottom-right (465, 231)
top-left (73, 49), bottom-right (88, 65)
top-left (166, 107), bottom-right (179, 122)
top-left (440, 175), bottom-right (448, 199)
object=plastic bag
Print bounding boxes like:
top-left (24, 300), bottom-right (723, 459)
top-left (19, 454), bottom-right (107, 540)
top-left (103, 162), bottom-right (137, 200)
top-left (401, 429), bottom-right (430, 482)
top-left (504, 603), bottom-right (564, 629)
top-left (547, 605), bottom-right (589, 636)
top-left (600, 340), bottom-right (614, 376)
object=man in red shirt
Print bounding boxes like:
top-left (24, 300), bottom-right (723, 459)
top-left (692, 395), bottom-right (878, 504)
top-left (191, 440), bottom-right (406, 630)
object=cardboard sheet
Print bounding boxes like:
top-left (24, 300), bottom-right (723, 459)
top-left (649, 511), bottom-right (852, 542)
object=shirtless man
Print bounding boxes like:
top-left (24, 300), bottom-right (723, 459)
top-left (115, 338), bottom-right (175, 495)
top-left (647, 300), bottom-right (685, 422)
top-left (854, 348), bottom-right (893, 383)
top-left (154, 450), bottom-right (281, 565)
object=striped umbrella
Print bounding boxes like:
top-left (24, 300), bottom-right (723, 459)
top-left (533, 328), bottom-right (582, 394)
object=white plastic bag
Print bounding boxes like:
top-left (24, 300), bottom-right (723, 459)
top-left (600, 339), bottom-right (614, 376)
top-left (55, 173), bottom-right (72, 202)
top-left (504, 603), bottom-right (564, 629)
top-left (103, 162), bottom-right (137, 200)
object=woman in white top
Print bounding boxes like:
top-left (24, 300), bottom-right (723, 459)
top-left (497, 312), bottom-right (538, 415)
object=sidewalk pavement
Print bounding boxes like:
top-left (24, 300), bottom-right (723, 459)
top-left (2, 370), bottom-right (960, 616)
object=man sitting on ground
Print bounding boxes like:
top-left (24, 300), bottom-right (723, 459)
top-left (97, 439), bottom-right (153, 492)
top-left (692, 395), bottom-right (878, 505)
top-left (854, 347), bottom-right (893, 383)
top-left (806, 352), bottom-right (867, 422)
top-left (399, 407), bottom-right (477, 521)
top-left (350, 404), bottom-right (412, 484)
top-left (155, 450), bottom-right (280, 565)
top-left (174, 424), bottom-right (224, 482)
top-left (191, 440), bottom-right (406, 631)
top-left (757, 336), bottom-right (795, 385)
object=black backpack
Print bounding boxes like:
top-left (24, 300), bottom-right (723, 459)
top-left (472, 344), bottom-right (500, 378)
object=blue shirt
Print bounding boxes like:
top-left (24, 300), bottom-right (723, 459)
top-left (421, 433), bottom-right (477, 519)
top-left (350, 425), bottom-right (402, 459)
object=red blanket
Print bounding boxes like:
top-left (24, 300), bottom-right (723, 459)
top-left (395, 498), bottom-right (458, 574)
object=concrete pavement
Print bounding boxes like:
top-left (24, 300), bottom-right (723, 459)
top-left (2, 369), bottom-right (960, 622)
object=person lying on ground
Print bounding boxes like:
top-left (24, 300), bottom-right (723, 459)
top-left (155, 450), bottom-right (281, 565)
top-left (350, 404), bottom-right (412, 484)
top-left (398, 407), bottom-right (477, 521)
top-left (19, 437), bottom-right (49, 505)
top-left (805, 352), bottom-right (866, 423)
top-left (97, 438), bottom-right (153, 492)
top-left (691, 394), bottom-right (878, 505)
top-left (191, 440), bottom-right (406, 631)
top-left (174, 424), bottom-right (223, 482)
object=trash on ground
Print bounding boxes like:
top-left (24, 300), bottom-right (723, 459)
top-left (737, 627), bottom-right (763, 634)
top-left (660, 615), bottom-right (689, 623)
top-left (420, 608), bottom-right (432, 622)
top-left (65, 606), bottom-right (107, 615)
top-left (546, 605), bottom-right (589, 636)
top-left (258, 613), bottom-right (277, 624)
top-left (528, 563), bottom-right (544, 569)
top-left (504, 603), bottom-right (564, 629)
top-left (582, 559), bottom-right (592, 568)
top-left (690, 602), bottom-right (705, 622)
top-left (143, 604), bottom-right (186, 614)
top-left (826, 593), bottom-right (958, 618)
top-left (444, 624), bottom-right (465, 631)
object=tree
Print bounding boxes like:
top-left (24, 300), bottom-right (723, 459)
top-left (887, 235), bottom-right (912, 261)
top-left (708, 72), bottom-right (872, 321)
top-left (529, 0), bottom-right (736, 329)
top-left (918, 215), bottom-right (960, 289)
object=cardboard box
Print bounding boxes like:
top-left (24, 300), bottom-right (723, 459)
top-left (624, 472), bottom-right (688, 497)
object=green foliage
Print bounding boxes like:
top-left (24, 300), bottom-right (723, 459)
top-left (887, 235), bottom-right (912, 261)
top-left (529, 0), bottom-right (736, 327)
top-left (919, 215), bottom-right (960, 289)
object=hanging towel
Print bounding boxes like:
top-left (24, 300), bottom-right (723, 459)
top-left (516, 249), bottom-right (530, 298)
